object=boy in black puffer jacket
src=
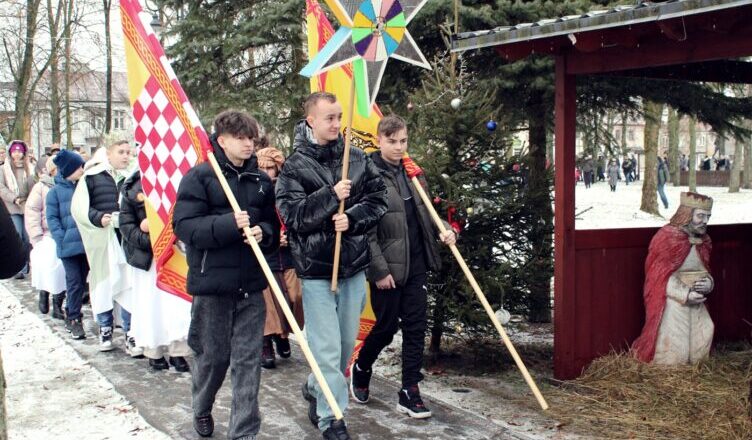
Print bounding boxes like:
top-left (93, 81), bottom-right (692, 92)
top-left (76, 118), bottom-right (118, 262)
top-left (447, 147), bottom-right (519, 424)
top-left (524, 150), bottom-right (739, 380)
top-left (173, 110), bottom-right (279, 440)
top-left (275, 92), bottom-right (387, 440)
top-left (120, 170), bottom-right (191, 373)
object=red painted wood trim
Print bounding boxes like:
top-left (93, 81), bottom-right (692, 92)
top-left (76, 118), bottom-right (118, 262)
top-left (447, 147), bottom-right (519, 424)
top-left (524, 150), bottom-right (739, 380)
top-left (553, 56), bottom-right (578, 380)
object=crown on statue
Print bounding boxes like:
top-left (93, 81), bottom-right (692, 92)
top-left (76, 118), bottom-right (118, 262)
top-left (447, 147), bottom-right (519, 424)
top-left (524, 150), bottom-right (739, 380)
top-left (680, 192), bottom-right (713, 211)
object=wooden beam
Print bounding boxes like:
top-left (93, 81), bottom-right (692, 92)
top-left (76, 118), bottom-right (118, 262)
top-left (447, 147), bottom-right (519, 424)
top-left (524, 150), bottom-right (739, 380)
top-left (554, 56), bottom-right (578, 380)
top-left (566, 25), bottom-right (752, 75)
top-left (604, 60), bottom-right (752, 84)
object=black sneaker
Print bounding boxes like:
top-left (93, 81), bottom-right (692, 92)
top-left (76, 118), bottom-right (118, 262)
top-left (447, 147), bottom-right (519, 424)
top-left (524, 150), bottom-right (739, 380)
top-left (193, 414), bottom-right (214, 437)
top-left (322, 419), bottom-right (351, 440)
top-left (261, 336), bottom-right (276, 369)
top-left (149, 357), bottom-right (169, 371)
top-left (349, 361), bottom-right (371, 404)
top-left (302, 382), bottom-right (319, 427)
top-left (397, 385), bottom-right (432, 419)
top-left (169, 356), bottom-right (190, 372)
top-left (68, 319), bottom-right (86, 340)
top-left (274, 335), bottom-right (291, 358)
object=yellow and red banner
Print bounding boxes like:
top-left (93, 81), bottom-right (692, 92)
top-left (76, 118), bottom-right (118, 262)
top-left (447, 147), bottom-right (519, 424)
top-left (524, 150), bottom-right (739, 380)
top-left (120, 0), bottom-right (212, 301)
top-left (306, 0), bottom-right (382, 367)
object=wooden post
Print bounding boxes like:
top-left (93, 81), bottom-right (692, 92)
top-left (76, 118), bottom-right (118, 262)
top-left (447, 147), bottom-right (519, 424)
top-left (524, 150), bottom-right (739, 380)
top-left (553, 56), bottom-right (578, 380)
top-left (331, 79), bottom-right (357, 291)
top-left (410, 176), bottom-right (549, 411)
top-left (206, 152), bottom-right (343, 420)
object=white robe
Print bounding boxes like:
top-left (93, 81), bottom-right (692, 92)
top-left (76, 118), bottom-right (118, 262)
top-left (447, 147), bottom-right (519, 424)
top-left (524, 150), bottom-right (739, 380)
top-left (653, 245), bottom-right (715, 365)
top-left (129, 262), bottom-right (192, 358)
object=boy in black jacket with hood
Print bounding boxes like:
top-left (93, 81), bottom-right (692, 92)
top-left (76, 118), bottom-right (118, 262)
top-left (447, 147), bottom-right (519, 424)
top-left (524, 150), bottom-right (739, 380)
top-left (173, 110), bottom-right (279, 440)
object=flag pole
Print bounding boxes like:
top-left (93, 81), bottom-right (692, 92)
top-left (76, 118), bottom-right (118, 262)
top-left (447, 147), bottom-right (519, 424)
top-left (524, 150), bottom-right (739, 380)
top-left (408, 173), bottom-right (549, 411)
top-left (206, 151), bottom-right (344, 420)
top-left (330, 78), bottom-right (357, 292)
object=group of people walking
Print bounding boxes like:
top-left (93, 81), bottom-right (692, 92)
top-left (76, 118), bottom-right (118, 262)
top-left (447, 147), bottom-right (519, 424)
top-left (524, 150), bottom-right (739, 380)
top-left (176, 94), bottom-right (456, 440)
top-left (3, 91), bottom-right (458, 440)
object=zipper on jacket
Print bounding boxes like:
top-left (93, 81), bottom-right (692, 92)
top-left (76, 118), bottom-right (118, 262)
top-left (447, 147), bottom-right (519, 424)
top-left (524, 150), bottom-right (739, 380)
top-left (200, 250), bottom-right (208, 274)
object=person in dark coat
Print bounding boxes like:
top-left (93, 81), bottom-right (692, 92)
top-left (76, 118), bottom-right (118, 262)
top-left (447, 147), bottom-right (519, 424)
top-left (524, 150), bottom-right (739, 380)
top-left (120, 171), bottom-right (191, 372)
top-left (173, 110), bottom-right (279, 440)
top-left (275, 92), bottom-right (388, 440)
top-left (46, 150), bottom-right (87, 339)
top-left (0, 201), bottom-right (27, 279)
top-left (657, 157), bottom-right (670, 209)
top-left (348, 115), bottom-right (456, 419)
top-left (256, 146), bottom-right (304, 370)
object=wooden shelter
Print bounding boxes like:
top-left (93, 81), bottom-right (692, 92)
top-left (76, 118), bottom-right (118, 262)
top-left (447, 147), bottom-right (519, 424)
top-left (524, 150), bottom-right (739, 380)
top-left (452, 0), bottom-right (752, 380)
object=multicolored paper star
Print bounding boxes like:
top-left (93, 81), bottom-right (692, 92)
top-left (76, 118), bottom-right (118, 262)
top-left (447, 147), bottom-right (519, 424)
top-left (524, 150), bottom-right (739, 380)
top-left (301, 0), bottom-right (431, 116)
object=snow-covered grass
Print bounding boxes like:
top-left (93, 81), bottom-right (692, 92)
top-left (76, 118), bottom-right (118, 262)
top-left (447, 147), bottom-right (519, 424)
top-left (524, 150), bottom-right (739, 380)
top-left (0, 282), bottom-right (169, 440)
top-left (573, 180), bottom-right (752, 230)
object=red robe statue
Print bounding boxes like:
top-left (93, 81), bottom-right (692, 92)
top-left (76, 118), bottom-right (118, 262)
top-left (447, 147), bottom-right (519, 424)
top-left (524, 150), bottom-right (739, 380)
top-left (631, 225), bottom-right (712, 363)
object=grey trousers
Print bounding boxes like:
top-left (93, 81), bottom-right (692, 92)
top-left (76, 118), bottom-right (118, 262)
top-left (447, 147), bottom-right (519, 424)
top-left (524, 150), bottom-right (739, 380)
top-left (188, 293), bottom-right (265, 440)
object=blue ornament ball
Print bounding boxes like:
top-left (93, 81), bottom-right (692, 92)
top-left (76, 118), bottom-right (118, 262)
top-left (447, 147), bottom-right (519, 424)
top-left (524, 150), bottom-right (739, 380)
top-left (486, 120), bottom-right (497, 132)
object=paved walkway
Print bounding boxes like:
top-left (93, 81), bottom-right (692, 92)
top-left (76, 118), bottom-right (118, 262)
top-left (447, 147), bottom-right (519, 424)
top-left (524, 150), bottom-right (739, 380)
top-left (4, 278), bottom-right (535, 440)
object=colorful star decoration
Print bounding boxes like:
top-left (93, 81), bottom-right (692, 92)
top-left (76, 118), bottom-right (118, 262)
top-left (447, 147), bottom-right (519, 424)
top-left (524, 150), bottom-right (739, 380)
top-left (301, 0), bottom-right (431, 116)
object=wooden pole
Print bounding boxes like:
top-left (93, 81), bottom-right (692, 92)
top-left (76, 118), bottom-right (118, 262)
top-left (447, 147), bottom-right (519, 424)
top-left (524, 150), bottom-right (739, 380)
top-left (409, 175), bottom-right (550, 411)
top-left (330, 79), bottom-right (357, 291)
top-left (206, 151), bottom-right (343, 419)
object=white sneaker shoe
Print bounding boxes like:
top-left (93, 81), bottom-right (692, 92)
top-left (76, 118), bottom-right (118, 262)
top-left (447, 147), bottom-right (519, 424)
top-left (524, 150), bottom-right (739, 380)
top-left (125, 332), bottom-right (144, 357)
top-left (99, 326), bottom-right (115, 352)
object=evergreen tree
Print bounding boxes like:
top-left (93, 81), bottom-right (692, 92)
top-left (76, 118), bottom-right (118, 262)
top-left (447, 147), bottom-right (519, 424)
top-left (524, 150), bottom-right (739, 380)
top-left (159, 0), bottom-right (308, 147)
top-left (406, 55), bottom-right (545, 353)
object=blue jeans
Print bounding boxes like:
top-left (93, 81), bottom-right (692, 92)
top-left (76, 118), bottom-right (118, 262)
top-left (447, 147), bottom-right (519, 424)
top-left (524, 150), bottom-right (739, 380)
top-left (97, 305), bottom-right (132, 332)
top-left (10, 214), bottom-right (29, 274)
top-left (302, 271), bottom-right (366, 431)
top-left (60, 254), bottom-right (89, 321)
top-left (657, 184), bottom-right (669, 209)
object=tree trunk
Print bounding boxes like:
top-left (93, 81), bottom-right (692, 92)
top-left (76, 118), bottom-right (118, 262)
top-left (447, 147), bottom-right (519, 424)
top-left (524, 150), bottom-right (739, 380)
top-left (729, 143), bottom-right (743, 193)
top-left (47, 0), bottom-right (62, 144)
top-left (745, 131), bottom-right (752, 189)
top-left (689, 116), bottom-right (698, 192)
top-left (103, 0), bottom-right (112, 134)
top-left (0, 350), bottom-right (5, 440)
top-left (640, 101), bottom-right (662, 215)
top-left (621, 112), bottom-right (628, 154)
top-left (668, 107), bottom-right (680, 185)
top-left (525, 96), bottom-right (553, 323)
top-left (11, 0), bottom-right (42, 140)
top-left (64, 0), bottom-right (74, 148)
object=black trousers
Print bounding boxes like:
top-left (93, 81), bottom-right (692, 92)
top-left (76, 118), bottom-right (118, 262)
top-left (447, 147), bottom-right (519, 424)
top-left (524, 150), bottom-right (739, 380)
top-left (356, 272), bottom-right (428, 388)
top-left (188, 292), bottom-right (265, 440)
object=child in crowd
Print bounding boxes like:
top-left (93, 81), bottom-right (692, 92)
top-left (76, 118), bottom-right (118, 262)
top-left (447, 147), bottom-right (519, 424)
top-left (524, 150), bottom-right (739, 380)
top-left (120, 169), bottom-right (191, 372)
top-left (256, 146), bottom-right (304, 369)
top-left (72, 141), bottom-right (138, 354)
top-left (0, 140), bottom-right (36, 278)
top-left (26, 155), bottom-right (67, 318)
top-left (46, 150), bottom-right (88, 339)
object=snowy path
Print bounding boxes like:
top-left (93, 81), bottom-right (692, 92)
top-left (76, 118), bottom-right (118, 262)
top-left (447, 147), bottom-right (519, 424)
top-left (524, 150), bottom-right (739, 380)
top-left (572, 180), bottom-right (752, 230)
top-left (0, 282), bottom-right (169, 440)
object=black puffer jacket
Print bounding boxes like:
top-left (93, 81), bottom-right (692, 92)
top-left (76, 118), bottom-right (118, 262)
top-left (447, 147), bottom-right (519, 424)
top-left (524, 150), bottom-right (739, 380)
top-left (275, 121), bottom-right (388, 279)
top-left (367, 152), bottom-right (443, 286)
top-left (119, 172), bottom-right (152, 271)
top-left (85, 169), bottom-right (122, 226)
top-left (173, 137), bottom-right (280, 296)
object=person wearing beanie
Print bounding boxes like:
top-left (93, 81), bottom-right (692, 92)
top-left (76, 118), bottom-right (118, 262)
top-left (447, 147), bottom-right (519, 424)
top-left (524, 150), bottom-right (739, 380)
top-left (46, 149), bottom-right (88, 339)
top-left (256, 146), bottom-right (304, 369)
top-left (25, 155), bottom-right (67, 317)
top-left (0, 140), bottom-right (36, 278)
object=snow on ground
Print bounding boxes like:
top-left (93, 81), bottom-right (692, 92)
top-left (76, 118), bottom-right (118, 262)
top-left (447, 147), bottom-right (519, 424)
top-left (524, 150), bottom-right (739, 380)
top-left (0, 282), bottom-right (169, 440)
top-left (572, 180), bottom-right (752, 229)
